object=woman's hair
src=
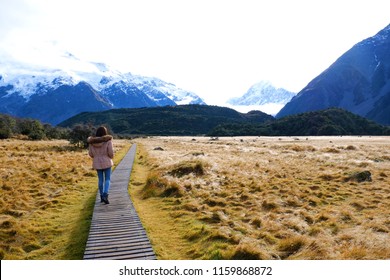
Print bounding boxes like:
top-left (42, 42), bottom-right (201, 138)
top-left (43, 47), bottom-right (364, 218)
top-left (96, 126), bottom-right (108, 137)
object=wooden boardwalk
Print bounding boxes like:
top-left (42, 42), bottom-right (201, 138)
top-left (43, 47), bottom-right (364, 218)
top-left (83, 144), bottom-right (156, 260)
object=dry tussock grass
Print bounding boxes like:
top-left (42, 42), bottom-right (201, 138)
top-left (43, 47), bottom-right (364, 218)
top-left (134, 136), bottom-right (390, 259)
top-left (0, 139), bottom-right (130, 259)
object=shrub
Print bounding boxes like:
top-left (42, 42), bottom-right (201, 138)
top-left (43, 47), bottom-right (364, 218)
top-left (17, 119), bottom-right (45, 140)
top-left (44, 124), bottom-right (69, 140)
top-left (0, 114), bottom-right (69, 140)
top-left (0, 114), bottom-right (15, 139)
top-left (68, 123), bottom-right (95, 148)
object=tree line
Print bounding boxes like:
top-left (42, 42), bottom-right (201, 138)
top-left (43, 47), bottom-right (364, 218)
top-left (0, 114), bottom-right (102, 148)
top-left (2, 106), bottom-right (389, 145)
top-left (208, 108), bottom-right (390, 136)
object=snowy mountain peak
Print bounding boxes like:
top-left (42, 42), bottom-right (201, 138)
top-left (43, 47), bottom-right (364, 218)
top-left (228, 81), bottom-right (296, 106)
top-left (0, 51), bottom-right (206, 124)
top-left (226, 81), bottom-right (296, 116)
top-left (126, 74), bottom-right (205, 105)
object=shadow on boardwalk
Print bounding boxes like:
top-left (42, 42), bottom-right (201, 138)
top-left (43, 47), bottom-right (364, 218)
top-left (83, 144), bottom-right (156, 260)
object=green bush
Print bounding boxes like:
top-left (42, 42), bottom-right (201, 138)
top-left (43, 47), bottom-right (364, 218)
top-left (0, 113), bottom-right (70, 140)
top-left (0, 114), bottom-right (15, 139)
top-left (68, 123), bottom-right (96, 148)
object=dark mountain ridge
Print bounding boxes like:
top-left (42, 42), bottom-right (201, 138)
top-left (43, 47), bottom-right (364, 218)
top-left (277, 24), bottom-right (390, 125)
top-left (59, 105), bottom-right (389, 136)
top-left (59, 105), bottom-right (274, 136)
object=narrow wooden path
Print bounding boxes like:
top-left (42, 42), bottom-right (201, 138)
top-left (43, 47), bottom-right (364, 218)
top-left (83, 144), bottom-right (156, 260)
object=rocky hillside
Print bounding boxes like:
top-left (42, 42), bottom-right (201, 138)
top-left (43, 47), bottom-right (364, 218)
top-left (277, 24), bottom-right (390, 125)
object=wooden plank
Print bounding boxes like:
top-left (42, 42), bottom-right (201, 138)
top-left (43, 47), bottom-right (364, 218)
top-left (86, 233), bottom-right (149, 241)
top-left (89, 223), bottom-right (143, 231)
top-left (84, 248), bottom-right (156, 260)
top-left (86, 238), bottom-right (150, 248)
top-left (89, 224), bottom-right (145, 232)
top-left (85, 238), bottom-right (151, 247)
top-left (83, 144), bottom-right (156, 260)
top-left (87, 230), bottom-right (145, 238)
top-left (84, 246), bottom-right (154, 256)
top-left (85, 251), bottom-right (157, 260)
top-left (84, 243), bottom-right (154, 254)
top-left (85, 236), bottom-right (150, 246)
top-left (84, 246), bottom-right (155, 257)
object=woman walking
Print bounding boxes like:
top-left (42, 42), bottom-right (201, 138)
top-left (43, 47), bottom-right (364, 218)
top-left (88, 126), bottom-right (114, 204)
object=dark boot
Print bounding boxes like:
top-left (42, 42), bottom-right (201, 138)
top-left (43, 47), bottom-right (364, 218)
top-left (103, 193), bottom-right (109, 204)
top-left (100, 195), bottom-right (104, 203)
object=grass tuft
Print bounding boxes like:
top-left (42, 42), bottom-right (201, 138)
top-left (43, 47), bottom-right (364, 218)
top-left (277, 236), bottom-right (307, 259)
top-left (345, 171), bottom-right (372, 182)
top-left (168, 160), bottom-right (206, 177)
top-left (142, 173), bottom-right (169, 198)
top-left (228, 244), bottom-right (268, 260)
top-left (261, 200), bottom-right (278, 211)
top-left (142, 173), bottom-right (184, 198)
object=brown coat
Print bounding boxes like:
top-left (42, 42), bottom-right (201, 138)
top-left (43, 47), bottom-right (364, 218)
top-left (88, 137), bottom-right (114, 170)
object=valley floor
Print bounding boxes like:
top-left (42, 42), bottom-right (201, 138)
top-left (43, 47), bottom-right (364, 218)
top-left (131, 136), bottom-right (390, 259)
top-left (1, 136), bottom-right (389, 260)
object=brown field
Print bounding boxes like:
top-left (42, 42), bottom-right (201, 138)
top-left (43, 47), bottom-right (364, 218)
top-left (1, 136), bottom-right (389, 260)
top-left (130, 136), bottom-right (390, 259)
top-left (0, 139), bottom-right (131, 259)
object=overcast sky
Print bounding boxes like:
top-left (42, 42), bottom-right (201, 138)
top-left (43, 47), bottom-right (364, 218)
top-left (0, 0), bottom-right (389, 105)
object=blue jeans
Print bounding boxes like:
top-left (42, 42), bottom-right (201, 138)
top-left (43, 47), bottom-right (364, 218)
top-left (97, 167), bottom-right (112, 195)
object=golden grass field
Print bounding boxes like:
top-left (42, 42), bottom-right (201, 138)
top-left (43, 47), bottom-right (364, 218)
top-left (0, 139), bottom-right (131, 259)
top-left (130, 136), bottom-right (390, 260)
top-left (1, 136), bottom-right (389, 260)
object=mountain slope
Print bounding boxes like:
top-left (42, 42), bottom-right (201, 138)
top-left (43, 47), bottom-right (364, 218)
top-left (0, 55), bottom-right (205, 125)
top-left (209, 108), bottom-right (390, 136)
top-left (20, 82), bottom-right (113, 125)
top-left (126, 75), bottom-right (205, 105)
top-left (59, 105), bottom-right (274, 136)
top-left (277, 24), bottom-right (390, 125)
top-left (59, 105), bottom-right (389, 136)
top-left (100, 81), bottom-right (160, 108)
top-left (228, 81), bottom-right (296, 106)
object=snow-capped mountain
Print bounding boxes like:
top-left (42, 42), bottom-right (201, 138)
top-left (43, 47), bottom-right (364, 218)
top-left (126, 75), bottom-right (205, 105)
top-left (228, 81), bottom-right (296, 105)
top-left (277, 23), bottom-right (390, 125)
top-left (227, 81), bottom-right (296, 115)
top-left (0, 54), bottom-right (206, 124)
